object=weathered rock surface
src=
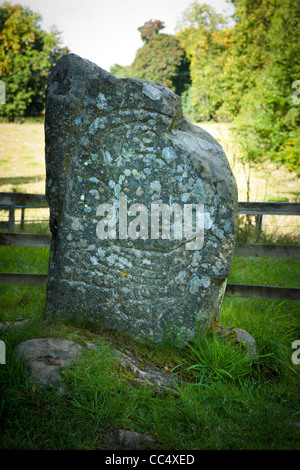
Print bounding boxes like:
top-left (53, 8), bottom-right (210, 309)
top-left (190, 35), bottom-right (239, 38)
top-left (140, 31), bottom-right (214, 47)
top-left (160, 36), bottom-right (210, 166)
top-left (0, 318), bottom-right (29, 330)
top-left (107, 429), bottom-right (154, 450)
top-left (15, 338), bottom-right (83, 387)
top-left (14, 336), bottom-right (182, 393)
top-left (116, 349), bottom-right (184, 390)
top-left (215, 326), bottom-right (258, 357)
top-left (45, 53), bottom-right (238, 342)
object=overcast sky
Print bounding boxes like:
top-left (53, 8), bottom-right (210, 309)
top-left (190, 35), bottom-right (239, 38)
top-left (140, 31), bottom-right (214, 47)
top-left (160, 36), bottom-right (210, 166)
top-left (6, 0), bottom-right (235, 72)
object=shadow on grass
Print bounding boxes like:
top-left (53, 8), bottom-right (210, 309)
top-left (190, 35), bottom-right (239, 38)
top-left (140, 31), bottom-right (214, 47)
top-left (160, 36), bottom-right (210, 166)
top-left (0, 175), bottom-right (45, 186)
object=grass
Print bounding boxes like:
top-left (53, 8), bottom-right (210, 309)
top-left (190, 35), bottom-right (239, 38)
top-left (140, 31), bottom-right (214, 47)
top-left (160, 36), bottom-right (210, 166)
top-left (0, 231), bottom-right (299, 449)
top-left (171, 329), bottom-right (262, 382)
top-left (1, 119), bottom-right (299, 237)
top-left (0, 120), bottom-right (49, 226)
top-left (0, 321), bottom-right (299, 450)
top-left (199, 122), bottom-right (300, 203)
top-left (200, 121), bottom-right (300, 238)
top-left (0, 119), bottom-right (299, 450)
top-left (0, 121), bottom-right (45, 194)
top-left (1, 120), bottom-right (299, 203)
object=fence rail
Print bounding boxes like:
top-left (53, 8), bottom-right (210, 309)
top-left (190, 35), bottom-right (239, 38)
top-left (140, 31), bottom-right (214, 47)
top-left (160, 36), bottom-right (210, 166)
top-left (1, 192), bottom-right (300, 232)
top-left (1, 192), bottom-right (299, 302)
top-left (0, 273), bottom-right (299, 301)
top-left (237, 201), bottom-right (300, 216)
top-left (1, 233), bottom-right (300, 259)
top-left (0, 192), bottom-right (48, 207)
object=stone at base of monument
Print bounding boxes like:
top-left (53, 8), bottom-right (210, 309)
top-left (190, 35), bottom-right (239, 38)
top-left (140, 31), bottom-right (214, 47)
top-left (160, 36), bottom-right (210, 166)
top-left (15, 338), bottom-right (83, 389)
top-left (107, 429), bottom-right (154, 450)
top-left (215, 325), bottom-right (258, 358)
top-left (45, 53), bottom-right (238, 343)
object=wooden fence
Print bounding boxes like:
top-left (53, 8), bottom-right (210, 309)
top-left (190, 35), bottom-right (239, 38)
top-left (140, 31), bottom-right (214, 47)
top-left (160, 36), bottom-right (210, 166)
top-left (1, 192), bottom-right (300, 302)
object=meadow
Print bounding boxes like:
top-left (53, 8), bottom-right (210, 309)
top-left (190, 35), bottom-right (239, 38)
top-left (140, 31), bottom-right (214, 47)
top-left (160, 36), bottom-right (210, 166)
top-left (1, 121), bottom-right (299, 237)
top-left (0, 120), bottom-right (299, 450)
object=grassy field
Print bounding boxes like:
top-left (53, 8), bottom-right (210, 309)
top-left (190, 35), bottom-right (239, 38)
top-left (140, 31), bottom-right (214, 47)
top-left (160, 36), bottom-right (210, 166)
top-left (0, 120), bottom-right (299, 450)
top-left (0, 122), bottom-right (49, 227)
top-left (1, 121), bottom-right (299, 237)
top-left (200, 122), bottom-right (300, 239)
top-left (0, 122), bottom-right (46, 194)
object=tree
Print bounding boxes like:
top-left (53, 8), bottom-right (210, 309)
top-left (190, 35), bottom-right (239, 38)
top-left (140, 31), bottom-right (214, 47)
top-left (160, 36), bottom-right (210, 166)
top-left (175, 2), bottom-right (230, 120)
top-left (130, 32), bottom-right (190, 94)
top-left (110, 63), bottom-right (132, 79)
top-left (0, 2), bottom-right (69, 119)
top-left (221, 0), bottom-right (300, 175)
top-left (138, 19), bottom-right (165, 43)
top-left (110, 21), bottom-right (190, 96)
top-left (176, 0), bottom-right (300, 174)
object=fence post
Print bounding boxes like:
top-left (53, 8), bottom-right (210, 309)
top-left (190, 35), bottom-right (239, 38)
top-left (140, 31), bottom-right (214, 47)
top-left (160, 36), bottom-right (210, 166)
top-left (253, 214), bottom-right (263, 242)
top-left (21, 207), bottom-right (25, 231)
top-left (8, 205), bottom-right (15, 232)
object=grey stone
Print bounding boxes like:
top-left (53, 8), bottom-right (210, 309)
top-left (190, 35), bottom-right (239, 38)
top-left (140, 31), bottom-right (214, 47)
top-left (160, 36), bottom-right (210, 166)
top-left (288, 422), bottom-right (300, 429)
top-left (233, 328), bottom-right (258, 357)
top-left (216, 326), bottom-right (258, 357)
top-left (14, 334), bottom-right (182, 393)
top-left (213, 426), bottom-right (227, 435)
top-left (45, 53), bottom-right (238, 343)
top-left (15, 338), bottom-right (83, 387)
top-left (107, 429), bottom-right (154, 450)
top-left (0, 318), bottom-right (29, 330)
top-left (116, 348), bottom-right (184, 391)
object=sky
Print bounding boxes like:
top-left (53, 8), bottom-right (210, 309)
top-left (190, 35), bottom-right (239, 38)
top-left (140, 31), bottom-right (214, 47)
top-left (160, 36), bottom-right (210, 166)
top-left (7, 0), bottom-right (235, 72)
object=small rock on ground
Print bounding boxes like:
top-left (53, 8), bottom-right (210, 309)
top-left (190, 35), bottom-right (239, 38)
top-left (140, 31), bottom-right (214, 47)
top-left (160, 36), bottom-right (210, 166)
top-left (116, 349), bottom-right (184, 391)
top-left (0, 318), bottom-right (30, 330)
top-left (107, 429), bottom-right (154, 450)
top-left (216, 326), bottom-right (258, 357)
top-left (15, 337), bottom-right (83, 388)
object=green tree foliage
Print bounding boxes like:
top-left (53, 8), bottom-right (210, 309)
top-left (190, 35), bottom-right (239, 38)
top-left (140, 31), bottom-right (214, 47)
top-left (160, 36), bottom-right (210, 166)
top-left (130, 33), bottom-right (190, 95)
top-left (175, 0), bottom-right (300, 175)
top-left (0, 2), bottom-right (69, 119)
top-left (221, 0), bottom-right (300, 174)
top-left (110, 20), bottom-right (190, 96)
top-left (110, 63), bottom-right (132, 79)
top-left (138, 19), bottom-right (165, 43)
top-left (175, 2), bottom-right (230, 120)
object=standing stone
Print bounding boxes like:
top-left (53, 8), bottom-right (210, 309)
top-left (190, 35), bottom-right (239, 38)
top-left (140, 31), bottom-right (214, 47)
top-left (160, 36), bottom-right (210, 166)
top-left (45, 53), bottom-right (238, 343)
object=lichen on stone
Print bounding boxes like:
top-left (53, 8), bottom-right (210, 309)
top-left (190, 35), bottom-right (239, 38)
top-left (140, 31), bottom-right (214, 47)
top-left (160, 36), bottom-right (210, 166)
top-left (45, 53), bottom-right (238, 343)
